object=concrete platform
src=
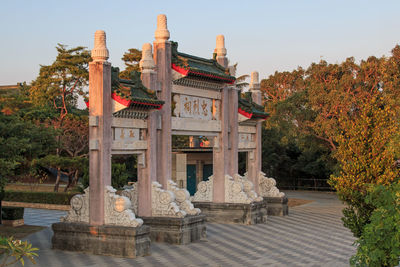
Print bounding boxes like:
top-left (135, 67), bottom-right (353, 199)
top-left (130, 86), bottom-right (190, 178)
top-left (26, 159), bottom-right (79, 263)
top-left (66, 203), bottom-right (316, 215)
top-left (142, 214), bottom-right (206, 245)
top-left (52, 222), bottom-right (151, 258)
top-left (264, 196), bottom-right (289, 216)
top-left (193, 201), bottom-right (267, 224)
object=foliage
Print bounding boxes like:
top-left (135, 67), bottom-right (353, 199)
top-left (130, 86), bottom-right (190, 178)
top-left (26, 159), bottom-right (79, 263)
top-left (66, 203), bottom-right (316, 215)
top-left (33, 155), bottom-right (87, 192)
top-left (0, 175), bottom-right (5, 201)
top-left (3, 191), bottom-right (78, 205)
top-left (27, 44), bottom-right (91, 192)
top-left (350, 184), bottom-right (400, 267)
top-left (261, 44), bottom-right (400, 190)
top-left (0, 112), bottom-right (57, 180)
top-left (59, 114), bottom-right (88, 157)
top-left (29, 44), bottom-right (91, 124)
top-left (0, 83), bottom-right (32, 116)
top-left (80, 162), bottom-right (129, 190)
top-left (0, 236), bottom-right (38, 267)
top-left (120, 48), bottom-right (141, 79)
top-left (329, 94), bottom-right (400, 237)
top-left (111, 163), bottom-right (129, 189)
top-left (112, 155), bottom-right (137, 182)
top-left (1, 207), bottom-right (24, 220)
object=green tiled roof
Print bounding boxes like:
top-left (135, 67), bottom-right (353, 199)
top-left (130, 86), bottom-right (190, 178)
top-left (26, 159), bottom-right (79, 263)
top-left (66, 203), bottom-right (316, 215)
top-left (239, 92), bottom-right (269, 119)
top-left (111, 67), bottom-right (164, 108)
top-left (171, 41), bottom-right (236, 83)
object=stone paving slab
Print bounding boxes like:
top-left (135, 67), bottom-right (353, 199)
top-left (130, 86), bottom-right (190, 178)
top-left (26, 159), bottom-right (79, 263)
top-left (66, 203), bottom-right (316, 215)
top-left (15, 191), bottom-right (355, 266)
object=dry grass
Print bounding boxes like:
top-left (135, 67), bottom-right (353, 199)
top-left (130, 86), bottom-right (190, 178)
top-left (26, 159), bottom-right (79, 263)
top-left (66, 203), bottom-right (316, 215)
top-left (0, 225), bottom-right (45, 239)
top-left (288, 198), bottom-right (314, 207)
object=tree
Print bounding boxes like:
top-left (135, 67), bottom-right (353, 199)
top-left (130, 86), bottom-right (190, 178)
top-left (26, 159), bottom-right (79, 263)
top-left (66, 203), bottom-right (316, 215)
top-left (350, 184), bottom-right (400, 267)
top-left (30, 44), bottom-right (91, 125)
top-left (0, 112), bottom-right (57, 179)
top-left (261, 67), bottom-right (305, 104)
top-left (33, 155), bottom-right (87, 192)
top-left (29, 44), bottom-right (91, 191)
top-left (329, 94), bottom-right (400, 237)
top-left (119, 48), bottom-right (141, 79)
top-left (50, 114), bottom-right (89, 191)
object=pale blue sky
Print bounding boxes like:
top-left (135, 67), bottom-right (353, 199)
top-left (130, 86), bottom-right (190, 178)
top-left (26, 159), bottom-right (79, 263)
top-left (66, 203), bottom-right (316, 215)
top-left (1, 0), bottom-right (400, 85)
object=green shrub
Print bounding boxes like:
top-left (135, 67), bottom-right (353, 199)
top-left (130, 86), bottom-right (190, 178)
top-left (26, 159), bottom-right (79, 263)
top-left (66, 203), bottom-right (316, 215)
top-left (350, 184), bottom-right (400, 267)
top-left (80, 162), bottom-right (129, 190)
top-left (3, 191), bottom-right (78, 205)
top-left (111, 163), bottom-right (129, 189)
top-left (1, 207), bottom-right (24, 220)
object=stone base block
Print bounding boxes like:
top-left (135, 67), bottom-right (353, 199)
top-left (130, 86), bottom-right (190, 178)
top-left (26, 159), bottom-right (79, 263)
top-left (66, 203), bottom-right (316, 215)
top-left (264, 196), bottom-right (289, 216)
top-left (2, 219), bottom-right (24, 227)
top-left (142, 214), bottom-right (206, 245)
top-left (193, 201), bottom-right (267, 225)
top-left (52, 222), bottom-right (151, 258)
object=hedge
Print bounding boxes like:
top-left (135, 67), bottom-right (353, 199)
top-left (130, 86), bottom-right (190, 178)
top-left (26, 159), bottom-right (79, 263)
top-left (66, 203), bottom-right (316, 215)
top-left (3, 191), bottom-right (79, 205)
top-left (2, 207), bottom-right (24, 220)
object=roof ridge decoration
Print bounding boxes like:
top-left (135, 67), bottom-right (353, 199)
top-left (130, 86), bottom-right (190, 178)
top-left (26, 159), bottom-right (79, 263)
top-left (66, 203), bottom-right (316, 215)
top-left (238, 92), bottom-right (268, 119)
top-left (170, 41), bottom-right (236, 84)
top-left (111, 67), bottom-right (164, 110)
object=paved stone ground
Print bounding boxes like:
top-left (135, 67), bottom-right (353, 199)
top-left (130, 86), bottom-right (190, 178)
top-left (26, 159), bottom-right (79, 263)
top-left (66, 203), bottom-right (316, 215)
top-left (17, 191), bottom-right (355, 267)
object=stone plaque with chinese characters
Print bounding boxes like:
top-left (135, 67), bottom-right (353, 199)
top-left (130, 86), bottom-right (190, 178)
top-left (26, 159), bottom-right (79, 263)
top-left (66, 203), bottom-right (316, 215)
top-left (180, 95), bottom-right (212, 120)
top-left (239, 133), bottom-right (254, 143)
top-left (114, 128), bottom-right (140, 144)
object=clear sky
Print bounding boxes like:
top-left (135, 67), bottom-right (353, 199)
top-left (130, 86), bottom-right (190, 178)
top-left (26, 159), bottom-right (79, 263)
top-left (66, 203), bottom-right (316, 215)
top-left (1, 0), bottom-right (400, 85)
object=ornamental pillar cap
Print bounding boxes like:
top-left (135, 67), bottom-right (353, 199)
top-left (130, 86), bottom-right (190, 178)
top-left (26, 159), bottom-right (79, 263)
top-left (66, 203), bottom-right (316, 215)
top-left (215, 34), bottom-right (227, 56)
top-left (140, 43), bottom-right (155, 72)
top-left (91, 30), bottom-right (109, 62)
top-left (250, 71), bottom-right (260, 91)
top-left (155, 14), bottom-right (170, 42)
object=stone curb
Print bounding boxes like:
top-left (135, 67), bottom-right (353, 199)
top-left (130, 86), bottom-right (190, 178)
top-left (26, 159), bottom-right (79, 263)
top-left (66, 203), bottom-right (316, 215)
top-left (1, 201), bottom-right (70, 211)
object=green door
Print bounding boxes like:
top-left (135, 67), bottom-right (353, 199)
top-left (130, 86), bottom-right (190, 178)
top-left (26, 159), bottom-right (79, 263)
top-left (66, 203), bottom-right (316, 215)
top-left (203, 164), bottom-right (213, 181)
top-left (187, 164), bottom-right (197, 196)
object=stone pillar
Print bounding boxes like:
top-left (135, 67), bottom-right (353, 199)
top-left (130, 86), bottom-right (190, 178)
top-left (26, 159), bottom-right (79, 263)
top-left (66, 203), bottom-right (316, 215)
top-left (137, 43), bottom-right (158, 217)
top-left (197, 160), bottom-right (204, 184)
top-left (250, 72), bottom-right (261, 104)
top-left (228, 86), bottom-right (239, 176)
top-left (176, 153), bottom-right (187, 189)
top-left (247, 71), bottom-right (262, 194)
top-left (89, 30), bottom-right (112, 226)
top-left (215, 35), bottom-right (228, 68)
top-left (153, 14), bottom-right (172, 189)
top-left (213, 87), bottom-right (230, 202)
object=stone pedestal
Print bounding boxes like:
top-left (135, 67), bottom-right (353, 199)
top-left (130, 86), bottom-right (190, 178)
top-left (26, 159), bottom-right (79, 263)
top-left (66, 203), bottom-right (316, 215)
top-left (193, 201), bottom-right (267, 225)
top-left (52, 222), bottom-right (150, 258)
top-left (264, 196), bottom-right (288, 216)
top-left (142, 214), bottom-right (206, 245)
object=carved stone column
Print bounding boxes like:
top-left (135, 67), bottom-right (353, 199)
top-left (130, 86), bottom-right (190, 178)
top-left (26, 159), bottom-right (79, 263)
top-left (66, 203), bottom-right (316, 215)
top-left (138, 43), bottom-right (158, 217)
top-left (213, 86), bottom-right (229, 202)
top-left (88, 30), bottom-right (112, 225)
top-left (247, 71), bottom-right (262, 194)
top-left (153, 14), bottom-right (172, 189)
top-left (228, 86), bottom-right (239, 176)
